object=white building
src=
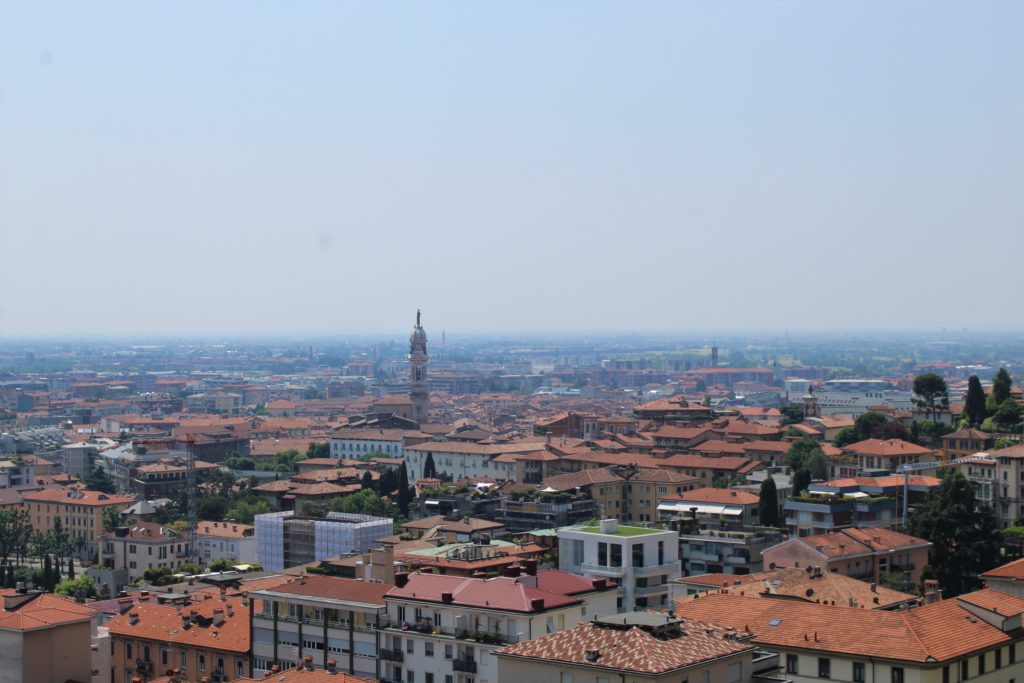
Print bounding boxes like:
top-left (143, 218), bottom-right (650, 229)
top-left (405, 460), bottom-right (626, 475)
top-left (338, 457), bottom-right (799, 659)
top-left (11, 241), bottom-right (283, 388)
top-left (402, 442), bottom-right (547, 484)
top-left (557, 519), bottom-right (680, 611)
top-left (249, 575), bottom-right (391, 678)
top-left (195, 521), bottom-right (256, 566)
top-left (0, 458), bottom-right (36, 488)
top-left (330, 428), bottom-right (414, 460)
top-left (381, 566), bottom-right (618, 683)
top-left (255, 511), bottom-right (393, 571)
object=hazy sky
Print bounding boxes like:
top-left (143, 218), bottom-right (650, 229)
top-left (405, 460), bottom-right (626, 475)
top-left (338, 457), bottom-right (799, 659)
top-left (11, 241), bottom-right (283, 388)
top-left (1, 1), bottom-right (1022, 337)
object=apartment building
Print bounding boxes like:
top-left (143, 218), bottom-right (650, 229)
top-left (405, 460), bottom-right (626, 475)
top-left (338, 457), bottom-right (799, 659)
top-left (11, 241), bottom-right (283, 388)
top-left (249, 575), bottom-right (391, 679)
top-left (379, 567), bottom-right (618, 683)
top-left (330, 428), bottom-right (426, 461)
top-left (0, 588), bottom-right (99, 683)
top-left (842, 439), bottom-right (935, 473)
top-left (677, 588), bottom-right (1024, 683)
top-left (557, 519), bottom-right (680, 611)
top-left (496, 611), bottom-right (760, 683)
top-left (403, 442), bottom-right (547, 484)
top-left (195, 521), bottom-right (256, 565)
top-left (106, 594), bottom-right (252, 683)
top-left (21, 486), bottom-right (135, 559)
top-left (657, 487), bottom-right (761, 526)
top-left (540, 467), bottom-right (698, 524)
top-left (678, 525), bottom-right (783, 577)
top-left (762, 527), bottom-right (931, 585)
top-left (783, 492), bottom-right (898, 537)
top-left (0, 457), bottom-right (36, 488)
top-left (99, 522), bottom-right (190, 582)
top-left (982, 557), bottom-right (1024, 599)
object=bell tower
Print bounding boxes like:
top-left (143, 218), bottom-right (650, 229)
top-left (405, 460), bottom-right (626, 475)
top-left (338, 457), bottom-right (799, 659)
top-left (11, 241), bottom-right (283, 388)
top-left (409, 310), bottom-right (429, 424)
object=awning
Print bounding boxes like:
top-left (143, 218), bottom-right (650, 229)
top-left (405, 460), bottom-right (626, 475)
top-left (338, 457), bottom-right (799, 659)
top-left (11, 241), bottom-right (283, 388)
top-left (657, 502), bottom-right (743, 516)
top-left (425, 500), bottom-right (440, 506)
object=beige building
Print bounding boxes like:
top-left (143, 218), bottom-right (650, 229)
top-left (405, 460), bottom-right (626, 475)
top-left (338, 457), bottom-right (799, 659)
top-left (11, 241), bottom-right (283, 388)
top-left (99, 521), bottom-right (190, 581)
top-left (0, 588), bottom-right (98, 683)
top-left (497, 611), bottom-right (760, 683)
top-left (21, 486), bottom-right (135, 559)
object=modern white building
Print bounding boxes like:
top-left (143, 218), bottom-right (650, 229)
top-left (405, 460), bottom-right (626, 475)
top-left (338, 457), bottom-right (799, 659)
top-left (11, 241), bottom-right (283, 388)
top-left (380, 566), bottom-right (618, 683)
top-left (195, 521), bottom-right (256, 566)
top-left (249, 575), bottom-right (391, 679)
top-left (330, 428), bottom-right (414, 460)
top-left (557, 519), bottom-right (680, 611)
top-left (255, 511), bottom-right (393, 571)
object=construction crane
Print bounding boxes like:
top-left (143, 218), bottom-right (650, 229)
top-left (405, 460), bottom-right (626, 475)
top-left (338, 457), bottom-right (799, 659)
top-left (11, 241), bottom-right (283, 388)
top-left (185, 434), bottom-right (198, 566)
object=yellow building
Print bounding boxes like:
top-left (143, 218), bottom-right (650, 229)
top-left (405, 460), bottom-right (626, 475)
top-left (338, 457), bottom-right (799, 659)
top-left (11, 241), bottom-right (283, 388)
top-left (21, 486), bottom-right (134, 558)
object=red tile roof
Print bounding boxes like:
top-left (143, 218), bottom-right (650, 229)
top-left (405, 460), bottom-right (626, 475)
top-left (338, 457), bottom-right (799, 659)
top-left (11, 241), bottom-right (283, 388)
top-left (106, 595), bottom-right (250, 653)
top-left (663, 487), bottom-right (759, 505)
top-left (0, 591), bottom-right (97, 631)
top-left (497, 618), bottom-right (754, 674)
top-left (843, 439), bottom-right (934, 457)
top-left (21, 487), bottom-right (134, 507)
top-left (255, 576), bottom-right (392, 606)
top-left (982, 557), bottom-right (1024, 581)
top-left (387, 573), bottom-right (580, 613)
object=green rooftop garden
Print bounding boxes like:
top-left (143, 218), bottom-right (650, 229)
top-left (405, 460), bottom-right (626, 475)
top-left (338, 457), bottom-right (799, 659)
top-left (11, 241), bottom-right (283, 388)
top-left (578, 525), bottom-right (663, 537)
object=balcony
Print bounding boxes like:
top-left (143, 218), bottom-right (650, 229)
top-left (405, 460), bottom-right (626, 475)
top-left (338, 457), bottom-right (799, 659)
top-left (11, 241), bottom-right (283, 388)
top-left (452, 658), bottom-right (478, 673)
top-left (633, 584), bottom-right (668, 597)
top-left (380, 649), bottom-right (404, 663)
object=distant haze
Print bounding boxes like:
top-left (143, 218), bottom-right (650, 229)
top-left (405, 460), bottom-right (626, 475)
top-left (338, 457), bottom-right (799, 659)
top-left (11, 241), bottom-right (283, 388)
top-left (1, 1), bottom-right (1022, 337)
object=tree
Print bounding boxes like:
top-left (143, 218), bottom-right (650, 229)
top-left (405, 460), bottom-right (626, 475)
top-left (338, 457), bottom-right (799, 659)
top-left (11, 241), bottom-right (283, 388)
top-left (792, 469), bottom-right (811, 496)
top-left (397, 463), bottom-right (413, 516)
top-left (786, 439), bottom-right (827, 480)
top-left (854, 412), bottom-right (889, 440)
top-left (913, 373), bottom-right (949, 425)
top-left (84, 466), bottom-right (116, 494)
top-left (306, 442), bottom-right (330, 459)
top-left (197, 496), bottom-right (230, 521)
top-left (42, 555), bottom-right (54, 592)
top-left (102, 506), bottom-right (123, 533)
top-left (0, 508), bottom-right (32, 568)
top-left (992, 368), bottom-right (1014, 406)
top-left (907, 470), bottom-right (1001, 597)
top-left (780, 404), bottom-right (804, 426)
top-left (360, 471), bottom-right (374, 491)
top-left (991, 399), bottom-right (1022, 432)
top-left (54, 573), bottom-right (99, 600)
top-left (224, 498), bottom-right (272, 525)
top-left (758, 477), bottom-right (779, 527)
top-left (964, 375), bottom-right (988, 427)
top-left (833, 427), bottom-right (859, 448)
top-left (422, 452), bottom-right (437, 480)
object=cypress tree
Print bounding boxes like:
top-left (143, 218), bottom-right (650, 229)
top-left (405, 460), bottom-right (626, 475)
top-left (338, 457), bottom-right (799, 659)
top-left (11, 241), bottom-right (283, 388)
top-left (992, 368), bottom-right (1013, 406)
top-left (964, 375), bottom-right (988, 427)
top-left (397, 463), bottom-right (412, 516)
top-left (792, 469), bottom-right (811, 497)
top-left (758, 477), bottom-right (779, 527)
top-left (43, 555), bottom-right (53, 592)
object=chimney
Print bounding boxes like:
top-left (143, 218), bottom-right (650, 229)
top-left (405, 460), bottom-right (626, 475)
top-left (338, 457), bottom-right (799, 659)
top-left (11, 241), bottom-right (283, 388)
top-left (924, 579), bottom-right (941, 604)
top-left (226, 603), bottom-right (234, 618)
top-left (870, 582), bottom-right (877, 593)
top-left (219, 587), bottom-right (227, 602)
top-left (213, 608), bottom-right (225, 627)
top-left (303, 655), bottom-right (314, 670)
top-left (530, 598), bottom-right (545, 611)
top-left (326, 659), bottom-right (338, 674)
top-left (394, 572), bottom-right (409, 588)
top-left (181, 612), bottom-right (190, 629)
top-left (441, 592), bottom-right (454, 604)
top-left (545, 431), bottom-right (552, 446)
top-left (128, 612), bottom-right (139, 626)
top-left (523, 559), bottom-right (538, 576)
top-left (502, 565), bottom-right (521, 578)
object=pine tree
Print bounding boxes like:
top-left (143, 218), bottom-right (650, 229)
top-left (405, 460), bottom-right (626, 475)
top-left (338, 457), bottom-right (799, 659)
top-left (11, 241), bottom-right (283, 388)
top-left (758, 477), bottom-right (779, 527)
top-left (907, 470), bottom-right (1002, 597)
top-left (964, 375), bottom-right (988, 427)
top-left (992, 368), bottom-right (1013, 406)
top-left (397, 463), bottom-right (412, 516)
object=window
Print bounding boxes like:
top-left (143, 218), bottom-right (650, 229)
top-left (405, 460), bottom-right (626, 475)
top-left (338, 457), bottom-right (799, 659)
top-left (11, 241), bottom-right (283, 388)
top-left (818, 658), bottom-right (831, 678)
top-left (1012, 643), bottom-right (1017, 664)
top-left (407, 640), bottom-right (414, 654)
top-left (426, 675), bottom-right (434, 683)
top-left (126, 643), bottom-right (133, 660)
top-left (854, 662), bottom-right (865, 683)
top-left (199, 655), bottom-right (206, 672)
top-left (181, 652), bottom-right (187, 671)
top-left (598, 542), bottom-right (608, 566)
top-left (786, 655), bottom-right (798, 674)
top-left (997, 649), bottom-right (1003, 668)
top-left (632, 544), bottom-right (644, 567)
top-left (444, 644), bottom-right (453, 660)
top-left (961, 660), bottom-right (969, 680)
top-left (445, 677), bottom-right (453, 683)
top-left (425, 642), bottom-right (434, 657)
top-left (610, 543), bottom-right (622, 567)
top-left (407, 670), bottom-right (415, 683)
top-left (560, 674), bottom-right (572, 683)
top-left (237, 660), bottom-right (244, 678)
top-left (979, 654), bottom-right (986, 674)
top-left (891, 668), bottom-right (904, 683)
top-left (942, 666), bottom-right (949, 683)
top-left (728, 662), bottom-right (742, 683)
top-left (161, 650), bottom-right (168, 666)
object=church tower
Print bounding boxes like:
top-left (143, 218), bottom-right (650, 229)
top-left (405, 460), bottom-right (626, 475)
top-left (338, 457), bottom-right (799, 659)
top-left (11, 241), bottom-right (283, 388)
top-left (409, 310), bottom-right (429, 425)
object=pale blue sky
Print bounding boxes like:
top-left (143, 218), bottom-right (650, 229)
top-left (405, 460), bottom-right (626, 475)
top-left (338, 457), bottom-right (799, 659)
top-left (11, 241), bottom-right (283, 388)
top-left (1, 0), bottom-right (1022, 337)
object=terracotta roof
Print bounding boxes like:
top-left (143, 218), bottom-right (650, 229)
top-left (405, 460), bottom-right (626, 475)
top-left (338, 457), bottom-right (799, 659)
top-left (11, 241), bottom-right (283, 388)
top-left (663, 487), bottom-right (759, 505)
top-left (234, 669), bottom-right (376, 683)
top-left (542, 469), bottom-right (624, 491)
top-left (497, 618), bottom-right (753, 674)
top-left (195, 521), bottom-right (253, 539)
top-left (982, 557), bottom-right (1024, 580)
top-left (779, 528), bottom-right (930, 559)
top-left (843, 439), bottom-right (934, 457)
top-left (255, 576), bottom-right (392, 606)
top-left (100, 521), bottom-right (180, 542)
top-left (21, 487), bottom-right (133, 507)
top-left (106, 594), bottom-right (250, 653)
top-left (675, 590), bottom-right (1017, 663)
top-left (387, 573), bottom-right (580, 613)
top-left (0, 591), bottom-right (97, 631)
